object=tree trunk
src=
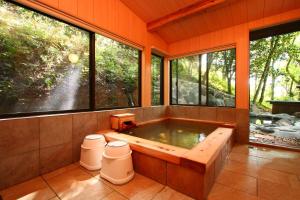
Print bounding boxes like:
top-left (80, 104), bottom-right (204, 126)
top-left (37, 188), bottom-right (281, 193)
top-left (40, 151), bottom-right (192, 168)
top-left (203, 53), bottom-right (213, 85)
top-left (222, 51), bottom-right (227, 80)
top-left (258, 66), bottom-right (270, 104)
top-left (289, 80), bottom-right (294, 97)
top-left (271, 69), bottom-right (275, 100)
top-left (126, 92), bottom-right (134, 107)
top-left (253, 36), bottom-right (280, 104)
top-left (286, 57), bottom-right (299, 84)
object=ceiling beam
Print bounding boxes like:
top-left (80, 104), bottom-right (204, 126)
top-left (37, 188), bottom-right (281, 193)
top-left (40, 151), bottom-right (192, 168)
top-left (147, 0), bottom-right (225, 31)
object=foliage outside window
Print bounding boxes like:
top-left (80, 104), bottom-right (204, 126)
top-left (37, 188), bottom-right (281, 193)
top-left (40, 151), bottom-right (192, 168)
top-left (0, 0), bottom-right (90, 114)
top-left (95, 34), bottom-right (140, 109)
top-left (249, 24), bottom-right (300, 149)
top-left (171, 48), bottom-right (236, 107)
top-left (171, 56), bottom-right (199, 105)
top-left (250, 32), bottom-right (300, 109)
top-left (0, 0), bottom-right (142, 117)
top-left (151, 54), bottom-right (164, 105)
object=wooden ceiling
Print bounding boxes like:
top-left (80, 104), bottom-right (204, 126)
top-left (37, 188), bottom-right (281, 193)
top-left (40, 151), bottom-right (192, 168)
top-left (121, 0), bottom-right (300, 43)
top-left (120, 0), bottom-right (201, 23)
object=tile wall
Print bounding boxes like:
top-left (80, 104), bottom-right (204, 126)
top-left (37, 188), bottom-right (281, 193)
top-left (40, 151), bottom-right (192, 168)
top-left (0, 105), bottom-right (248, 190)
top-left (0, 106), bottom-right (166, 189)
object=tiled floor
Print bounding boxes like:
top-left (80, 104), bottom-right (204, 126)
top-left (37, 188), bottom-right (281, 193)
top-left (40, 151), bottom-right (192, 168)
top-left (1, 144), bottom-right (300, 200)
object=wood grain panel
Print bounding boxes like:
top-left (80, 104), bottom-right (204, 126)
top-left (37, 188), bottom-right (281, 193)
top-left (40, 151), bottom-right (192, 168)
top-left (246, 0), bottom-right (264, 22)
top-left (36, 0), bottom-right (58, 8)
top-left (59, 0), bottom-right (77, 16)
top-left (132, 151), bottom-right (167, 184)
top-left (263, 0), bottom-right (284, 17)
top-left (230, 0), bottom-right (247, 25)
top-left (121, 0), bottom-right (200, 22)
top-left (167, 163), bottom-right (205, 199)
top-left (133, 0), bottom-right (299, 43)
top-left (147, 0), bottom-right (225, 31)
top-left (282, 0), bottom-right (298, 11)
top-left (78, 0), bottom-right (93, 23)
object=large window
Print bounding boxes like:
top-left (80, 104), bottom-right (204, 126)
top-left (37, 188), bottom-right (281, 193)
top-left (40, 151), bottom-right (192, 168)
top-left (0, 0), bottom-right (141, 117)
top-left (249, 21), bottom-right (300, 148)
top-left (151, 54), bottom-right (164, 105)
top-left (0, 0), bottom-right (90, 114)
top-left (171, 48), bottom-right (236, 107)
top-left (95, 34), bottom-right (141, 109)
top-left (171, 56), bottom-right (199, 105)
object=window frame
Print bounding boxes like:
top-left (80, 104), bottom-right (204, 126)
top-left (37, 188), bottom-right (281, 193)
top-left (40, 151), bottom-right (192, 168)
top-left (0, 1), bottom-right (142, 119)
top-left (170, 48), bottom-right (237, 108)
top-left (151, 53), bottom-right (164, 106)
top-left (250, 20), bottom-right (300, 41)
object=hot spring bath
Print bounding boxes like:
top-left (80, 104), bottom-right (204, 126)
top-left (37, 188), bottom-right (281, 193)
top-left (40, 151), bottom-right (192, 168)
top-left (101, 118), bottom-right (235, 200)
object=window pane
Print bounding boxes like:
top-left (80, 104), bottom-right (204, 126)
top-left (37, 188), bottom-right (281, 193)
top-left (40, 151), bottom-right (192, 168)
top-left (172, 56), bottom-right (199, 105)
top-left (0, 1), bottom-right (90, 114)
top-left (207, 48), bottom-right (236, 107)
top-left (171, 60), bottom-right (178, 104)
top-left (170, 48), bottom-right (236, 107)
top-left (200, 54), bottom-right (207, 105)
top-left (95, 34), bottom-right (140, 108)
top-left (151, 54), bottom-right (163, 105)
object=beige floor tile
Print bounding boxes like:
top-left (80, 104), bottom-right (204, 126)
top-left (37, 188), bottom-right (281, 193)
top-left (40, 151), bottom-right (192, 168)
top-left (231, 145), bottom-right (300, 161)
top-left (224, 158), bottom-right (300, 190)
top-left (231, 145), bottom-right (259, 156)
top-left (224, 159), bottom-right (260, 177)
top-left (102, 173), bottom-right (164, 200)
top-left (152, 186), bottom-right (194, 200)
top-left (228, 152), bottom-right (260, 164)
top-left (232, 144), bottom-right (273, 158)
top-left (77, 163), bottom-right (101, 179)
top-left (207, 183), bottom-right (258, 200)
top-left (270, 156), bottom-right (300, 166)
top-left (44, 166), bottom-right (113, 200)
top-left (102, 191), bottom-right (128, 200)
top-left (2, 144), bottom-right (299, 200)
top-left (216, 169), bottom-right (257, 195)
top-left (42, 164), bottom-right (78, 180)
top-left (258, 179), bottom-right (300, 200)
top-left (257, 168), bottom-right (300, 189)
top-left (0, 177), bottom-right (56, 200)
top-left (258, 158), bottom-right (300, 176)
top-left (252, 147), bottom-right (300, 161)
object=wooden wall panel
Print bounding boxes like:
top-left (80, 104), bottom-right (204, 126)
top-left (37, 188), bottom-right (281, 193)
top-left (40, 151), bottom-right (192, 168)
top-left (246, 0), bottom-right (264, 22)
top-left (77, 0), bottom-right (94, 24)
top-left (93, 0), bottom-right (110, 31)
top-left (230, 0), bottom-right (247, 25)
top-left (263, 0), bottom-right (284, 17)
top-left (282, 0), bottom-right (298, 11)
top-left (142, 44), bottom-right (152, 106)
top-left (59, 0), bottom-right (77, 16)
top-left (120, 0), bottom-right (200, 23)
top-left (36, 0), bottom-right (58, 9)
top-left (150, 0), bottom-right (300, 43)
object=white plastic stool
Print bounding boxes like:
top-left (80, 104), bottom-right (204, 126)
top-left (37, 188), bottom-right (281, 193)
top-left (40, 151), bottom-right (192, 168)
top-left (80, 134), bottom-right (106, 170)
top-left (100, 140), bottom-right (134, 184)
